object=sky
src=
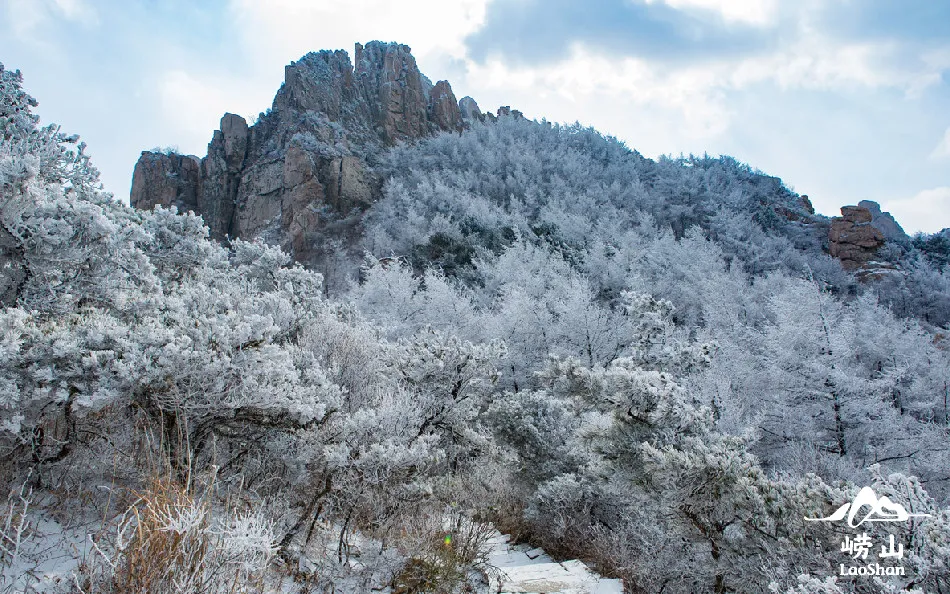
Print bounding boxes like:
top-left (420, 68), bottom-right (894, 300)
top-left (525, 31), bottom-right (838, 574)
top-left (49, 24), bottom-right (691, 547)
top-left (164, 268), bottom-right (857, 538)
top-left (2, 0), bottom-right (949, 233)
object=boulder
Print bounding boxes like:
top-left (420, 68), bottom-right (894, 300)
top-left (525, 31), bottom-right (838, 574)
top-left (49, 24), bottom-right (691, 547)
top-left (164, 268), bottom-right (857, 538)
top-left (829, 205), bottom-right (886, 270)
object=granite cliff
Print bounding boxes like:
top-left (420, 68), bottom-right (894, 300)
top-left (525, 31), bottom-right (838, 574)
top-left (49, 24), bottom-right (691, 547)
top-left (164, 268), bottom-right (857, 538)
top-left (131, 42), bottom-right (484, 269)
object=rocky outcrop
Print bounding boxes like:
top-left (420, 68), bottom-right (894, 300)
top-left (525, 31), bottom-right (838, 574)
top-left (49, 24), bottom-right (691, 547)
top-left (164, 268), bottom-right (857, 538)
top-left (354, 42), bottom-right (430, 142)
top-left (800, 195), bottom-right (815, 215)
top-left (198, 113), bottom-right (248, 240)
top-left (495, 105), bottom-right (523, 119)
top-left (130, 151), bottom-right (201, 213)
top-left (458, 96), bottom-right (484, 123)
top-left (775, 193), bottom-right (817, 223)
top-left (428, 80), bottom-right (462, 132)
top-left (131, 41), bottom-right (482, 268)
top-left (858, 200), bottom-right (907, 242)
top-left (829, 205), bottom-right (886, 270)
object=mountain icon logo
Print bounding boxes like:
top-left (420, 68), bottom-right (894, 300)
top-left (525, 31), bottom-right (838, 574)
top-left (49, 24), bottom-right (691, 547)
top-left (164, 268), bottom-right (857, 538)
top-left (805, 487), bottom-right (932, 527)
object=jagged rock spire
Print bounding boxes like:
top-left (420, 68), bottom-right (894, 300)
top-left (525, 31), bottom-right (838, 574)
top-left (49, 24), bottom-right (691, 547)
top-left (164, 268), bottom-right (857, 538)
top-left (131, 41), bottom-right (483, 266)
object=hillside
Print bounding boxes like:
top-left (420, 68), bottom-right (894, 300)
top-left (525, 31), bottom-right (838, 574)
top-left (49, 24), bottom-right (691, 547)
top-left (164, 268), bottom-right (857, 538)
top-left (1, 42), bottom-right (949, 593)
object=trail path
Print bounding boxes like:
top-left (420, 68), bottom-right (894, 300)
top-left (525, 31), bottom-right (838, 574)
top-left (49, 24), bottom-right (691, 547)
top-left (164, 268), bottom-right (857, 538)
top-left (484, 531), bottom-right (624, 594)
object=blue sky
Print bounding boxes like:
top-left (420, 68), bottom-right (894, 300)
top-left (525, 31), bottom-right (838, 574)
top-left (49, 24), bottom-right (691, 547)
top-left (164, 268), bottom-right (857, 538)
top-left (2, 0), bottom-right (949, 233)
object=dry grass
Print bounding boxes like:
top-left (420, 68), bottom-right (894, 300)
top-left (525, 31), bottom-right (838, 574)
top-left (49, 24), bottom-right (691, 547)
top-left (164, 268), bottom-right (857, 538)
top-left (80, 475), bottom-right (278, 594)
top-left (111, 478), bottom-right (213, 593)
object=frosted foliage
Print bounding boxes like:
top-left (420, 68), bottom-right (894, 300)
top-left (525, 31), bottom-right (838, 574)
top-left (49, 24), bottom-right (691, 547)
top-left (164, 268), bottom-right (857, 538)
top-left (0, 67), bottom-right (517, 592)
top-left (347, 113), bottom-right (950, 593)
top-left (2, 62), bottom-right (949, 594)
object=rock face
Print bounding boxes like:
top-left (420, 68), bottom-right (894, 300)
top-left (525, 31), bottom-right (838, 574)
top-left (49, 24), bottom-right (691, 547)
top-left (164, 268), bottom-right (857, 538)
top-left (130, 152), bottom-right (201, 214)
top-left (199, 113), bottom-right (248, 240)
top-left (458, 96), bottom-right (484, 123)
top-left (428, 80), bottom-right (462, 132)
top-left (829, 205), bottom-right (886, 270)
top-left (131, 41), bottom-right (475, 268)
top-left (858, 200), bottom-right (907, 242)
top-left (354, 42), bottom-right (430, 142)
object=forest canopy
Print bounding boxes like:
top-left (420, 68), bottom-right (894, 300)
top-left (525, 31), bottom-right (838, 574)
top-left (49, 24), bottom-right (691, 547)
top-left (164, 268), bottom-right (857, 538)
top-left (1, 61), bottom-right (949, 593)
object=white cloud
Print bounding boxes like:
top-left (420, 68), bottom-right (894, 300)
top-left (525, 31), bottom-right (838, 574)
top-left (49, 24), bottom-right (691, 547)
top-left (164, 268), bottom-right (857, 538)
top-left (228, 0), bottom-right (487, 70)
top-left (460, 32), bottom-right (944, 147)
top-left (882, 187), bottom-right (950, 234)
top-left (464, 44), bottom-right (732, 140)
top-left (930, 127), bottom-right (950, 161)
top-left (51, 0), bottom-right (98, 26)
top-left (158, 70), bottom-right (273, 156)
top-left (641, 0), bottom-right (779, 26)
top-left (6, 0), bottom-right (97, 40)
top-left (729, 35), bottom-right (948, 94)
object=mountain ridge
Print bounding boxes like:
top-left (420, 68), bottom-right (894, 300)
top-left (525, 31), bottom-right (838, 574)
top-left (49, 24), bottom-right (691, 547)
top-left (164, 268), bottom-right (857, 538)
top-left (130, 41), bottom-right (940, 306)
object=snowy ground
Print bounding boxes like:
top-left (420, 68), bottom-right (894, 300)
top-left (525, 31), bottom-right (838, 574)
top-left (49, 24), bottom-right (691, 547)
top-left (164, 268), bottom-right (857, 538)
top-left (485, 531), bottom-right (624, 594)
top-left (2, 504), bottom-right (623, 594)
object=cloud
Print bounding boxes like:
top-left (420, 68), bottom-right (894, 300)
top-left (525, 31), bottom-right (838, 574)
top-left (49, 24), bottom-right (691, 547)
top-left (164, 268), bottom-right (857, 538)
top-left (930, 127), bottom-right (950, 160)
top-left (817, 0), bottom-right (950, 44)
top-left (645, 0), bottom-right (780, 26)
top-left (6, 0), bottom-right (97, 40)
top-left (464, 0), bottom-right (775, 66)
top-left (51, 0), bottom-right (98, 26)
top-left (464, 44), bottom-right (731, 138)
top-left (463, 0), bottom-right (950, 95)
top-left (158, 69), bottom-right (273, 156)
top-left (729, 37), bottom-right (949, 96)
top-left (882, 187), bottom-right (950, 234)
top-left (228, 0), bottom-right (487, 69)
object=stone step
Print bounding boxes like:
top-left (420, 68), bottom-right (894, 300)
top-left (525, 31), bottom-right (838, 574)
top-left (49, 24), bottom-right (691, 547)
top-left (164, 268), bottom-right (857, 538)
top-left (485, 531), bottom-right (624, 594)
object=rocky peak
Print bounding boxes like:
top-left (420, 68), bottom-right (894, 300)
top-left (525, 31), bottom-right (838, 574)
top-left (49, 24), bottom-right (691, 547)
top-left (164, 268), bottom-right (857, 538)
top-left (197, 113), bottom-right (249, 240)
top-left (459, 96), bottom-right (484, 123)
top-left (131, 41), bottom-right (487, 283)
top-left (857, 199), bottom-right (907, 242)
top-left (829, 204), bottom-right (886, 271)
top-left (354, 42), bottom-right (430, 143)
top-left (428, 80), bottom-right (463, 133)
top-left (273, 49), bottom-right (355, 122)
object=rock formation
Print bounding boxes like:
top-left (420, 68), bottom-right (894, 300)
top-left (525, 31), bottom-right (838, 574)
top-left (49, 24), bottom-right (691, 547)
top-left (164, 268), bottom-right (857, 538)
top-left (799, 195), bottom-right (815, 215)
top-left (458, 96), bottom-right (484, 123)
top-left (495, 105), bottom-right (523, 119)
top-left (829, 205), bottom-right (886, 270)
top-left (428, 81), bottom-right (463, 132)
top-left (857, 200), bottom-right (907, 242)
top-left (131, 41), bottom-right (475, 267)
top-left (130, 152), bottom-right (201, 214)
